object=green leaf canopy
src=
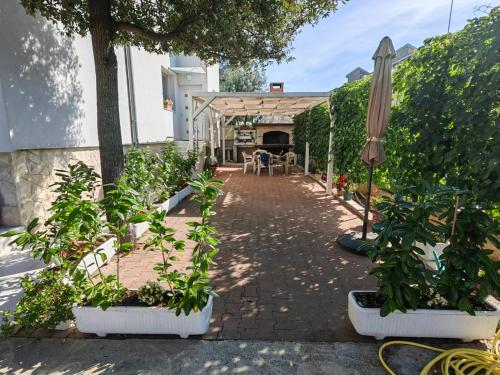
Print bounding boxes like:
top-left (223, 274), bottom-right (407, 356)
top-left (22, 0), bottom-right (344, 64)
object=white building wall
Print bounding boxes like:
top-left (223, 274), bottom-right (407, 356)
top-left (206, 64), bottom-right (220, 93)
top-left (129, 48), bottom-right (174, 143)
top-left (0, 0), bottom-right (177, 152)
top-left (0, 0), bottom-right (219, 226)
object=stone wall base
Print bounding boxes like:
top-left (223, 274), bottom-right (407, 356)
top-left (0, 142), bottom-right (195, 227)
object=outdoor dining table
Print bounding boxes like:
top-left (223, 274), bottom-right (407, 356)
top-left (252, 151), bottom-right (288, 176)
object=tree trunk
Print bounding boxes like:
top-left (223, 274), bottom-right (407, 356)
top-left (89, 0), bottom-right (124, 191)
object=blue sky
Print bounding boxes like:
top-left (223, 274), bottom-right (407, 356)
top-left (265, 0), bottom-right (492, 91)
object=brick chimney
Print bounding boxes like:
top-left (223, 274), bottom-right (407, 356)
top-left (269, 82), bottom-right (284, 92)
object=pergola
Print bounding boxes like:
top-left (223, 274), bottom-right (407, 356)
top-left (187, 91), bottom-right (336, 194)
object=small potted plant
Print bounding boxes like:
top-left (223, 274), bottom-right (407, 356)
top-left (343, 182), bottom-right (357, 201)
top-left (205, 156), bottom-right (218, 176)
top-left (163, 98), bottom-right (174, 111)
top-left (336, 174), bottom-right (348, 195)
top-left (348, 185), bottom-right (500, 341)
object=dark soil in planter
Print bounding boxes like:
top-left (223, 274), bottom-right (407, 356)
top-left (118, 290), bottom-right (170, 307)
top-left (354, 291), bottom-right (384, 308)
top-left (105, 290), bottom-right (210, 310)
top-left (353, 291), bottom-right (496, 312)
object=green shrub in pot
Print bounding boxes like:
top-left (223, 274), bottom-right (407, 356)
top-left (1, 268), bottom-right (76, 335)
top-left (437, 197), bottom-right (500, 314)
top-left (363, 183), bottom-right (500, 317)
top-left (145, 171), bottom-right (223, 315)
top-left (361, 184), bottom-right (453, 316)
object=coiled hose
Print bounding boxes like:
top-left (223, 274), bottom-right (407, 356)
top-left (378, 330), bottom-right (500, 374)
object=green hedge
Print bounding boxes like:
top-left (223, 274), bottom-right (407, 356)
top-left (330, 78), bottom-right (370, 184)
top-left (293, 103), bottom-right (330, 171)
top-left (389, 10), bottom-right (499, 208)
top-left (293, 9), bottom-right (499, 208)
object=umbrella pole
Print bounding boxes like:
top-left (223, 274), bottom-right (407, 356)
top-left (362, 161), bottom-right (374, 240)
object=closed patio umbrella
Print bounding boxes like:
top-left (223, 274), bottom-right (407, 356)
top-left (361, 36), bottom-right (396, 240)
top-left (337, 36), bottom-right (396, 253)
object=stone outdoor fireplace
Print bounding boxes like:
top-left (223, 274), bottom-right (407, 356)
top-left (263, 131), bottom-right (289, 145)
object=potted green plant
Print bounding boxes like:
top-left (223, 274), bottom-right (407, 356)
top-left (349, 185), bottom-right (500, 341)
top-left (343, 182), bottom-right (357, 201)
top-left (1, 162), bottom-right (124, 331)
top-left (72, 172), bottom-right (223, 338)
top-left (205, 156), bottom-right (218, 175)
top-left (163, 98), bottom-right (174, 111)
top-left (125, 144), bottom-right (198, 238)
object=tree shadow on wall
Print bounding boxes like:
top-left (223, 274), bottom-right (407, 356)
top-left (0, 1), bottom-right (85, 149)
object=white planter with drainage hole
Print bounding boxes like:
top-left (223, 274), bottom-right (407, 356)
top-left (130, 185), bottom-right (194, 238)
top-left (348, 291), bottom-right (500, 341)
top-left (73, 296), bottom-right (212, 338)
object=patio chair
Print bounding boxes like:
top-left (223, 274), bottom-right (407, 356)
top-left (242, 151), bottom-right (254, 174)
top-left (271, 153), bottom-right (286, 175)
top-left (256, 151), bottom-right (273, 176)
top-left (252, 149), bottom-right (267, 174)
top-left (283, 152), bottom-right (297, 175)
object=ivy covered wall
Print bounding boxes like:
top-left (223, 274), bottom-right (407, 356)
top-left (293, 9), bottom-right (499, 209)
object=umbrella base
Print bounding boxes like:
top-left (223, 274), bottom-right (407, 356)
top-left (336, 231), bottom-right (376, 256)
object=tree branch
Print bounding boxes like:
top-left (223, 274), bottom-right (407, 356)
top-left (115, 14), bottom-right (199, 44)
top-left (116, 21), bottom-right (176, 43)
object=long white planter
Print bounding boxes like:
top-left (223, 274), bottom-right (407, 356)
top-left (348, 290), bottom-right (500, 341)
top-left (131, 185), bottom-right (194, 238)
top-left (73, 295), bottom-right (212, 338)
top-left (77, 237), bottom-right (116, 276)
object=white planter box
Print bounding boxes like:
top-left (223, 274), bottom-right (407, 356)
top-left (165, 194), bottom-right (179, 211)
top-left (130, 186), bottom-right (194, 238)
top-left (415, 241), bottom-right (448, 261)
top-left (177, 185), bottom-right (194, 202)
top-left (131, 221), bottom-right (149, 238)
top-left (77, 237), bottom-right (116, 276)
top-left (73, 296), bottom-right (213, 338)
top-left (348, 291), bottom-right (500, 341)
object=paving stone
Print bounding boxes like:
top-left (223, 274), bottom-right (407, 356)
top-left (99, 167), bottom-right (376, 342)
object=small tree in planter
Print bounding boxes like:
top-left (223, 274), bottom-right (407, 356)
top-left (362, 184), bottom-right (451, 315)
top-left (124, 147), bottom-right (158, 210)
top-left (101, 178), bottom-right (144, 284)
top-left (71, 172), bottom-right (224, 337)
top-left (438, 197), bottom-right (500, 314)
top-left (350, 185), bottom-right (500, 340)
top-left (0, 162), bottom-right (117, 330)
top-left (144, 171), bottom-right (222, 315)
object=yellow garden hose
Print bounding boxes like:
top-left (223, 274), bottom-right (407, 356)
top-left (378, 330), bottom-right (500, 374)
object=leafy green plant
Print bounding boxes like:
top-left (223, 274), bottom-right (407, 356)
top-left (438, 197), bottom-right (500, 314)
top-left (293, 10), bottom-right (499, 203)
top-left (101, 177), bottom-right (145, 283)
top-left (145, 172), bottom-right (222, 315)
top-left (138, 281), bottom-right (165, 306)
top-left (1, 162), bottom-right (106, 273)
top-left (124, 147), bottom-right (157, 209)
top-left (1, 269), bottom-right (76, 335)
top-left (365, 183), bottom-right (500, 316)
top-left (1, 162), bottom-right (132, 311)
top-left (158, 142), bottom-right (198, 198)
top-left (123, 143), bottom-right (197, 207)
top-left (73, 176), bottom-right (147, 309)
top-left (387, 9), bottom-right (499, 207)
top-left (293, 104), bottom-right (330, 171)
top-left (363, 184), bottom-right (453, 316)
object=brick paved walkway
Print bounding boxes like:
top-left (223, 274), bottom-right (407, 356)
top-left (103, 167), bottom-right (375, 342)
